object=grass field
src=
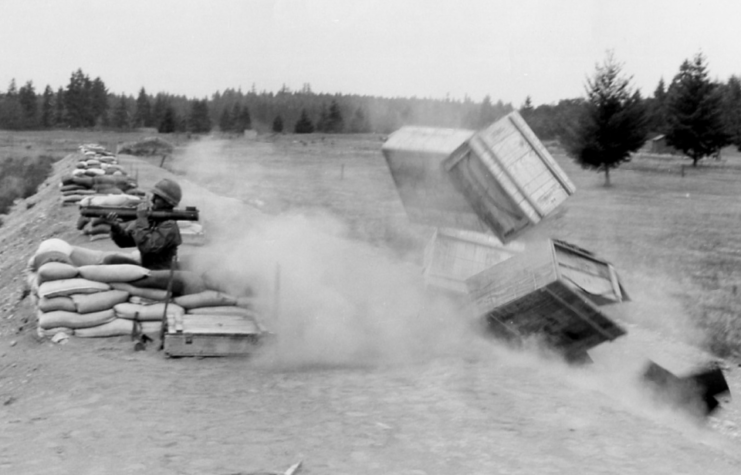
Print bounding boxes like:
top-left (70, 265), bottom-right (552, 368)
top-left (2, 130), bottom-right (741, 359)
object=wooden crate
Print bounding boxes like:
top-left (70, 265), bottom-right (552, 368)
top-left (381, 126), bottom-right (493, 232)
top-left (163, 313), bottom-right (264, 357)
top-left (423, 228), bottom-right (523, 294)
top-left (443, 111), bottom-right (575, 243)
top-left (465, 239), bottom-right (627, 359)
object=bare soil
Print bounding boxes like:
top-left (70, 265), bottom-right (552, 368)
top-left (1, 135), bottom-right (740, 474)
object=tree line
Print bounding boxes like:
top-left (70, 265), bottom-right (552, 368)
top-left (0, 54), bottom-right (738, 166)
top-left (0, 69), bottom-right (514, 136)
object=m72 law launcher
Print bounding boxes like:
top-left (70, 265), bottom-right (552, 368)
top-left (80, 205), bottom-right (200, 222)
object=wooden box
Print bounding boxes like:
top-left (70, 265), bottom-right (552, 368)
top-left (163, 313), bottom-right (264, 357)
top-left (423, 228), bottom-right (523, 294)
top-left (381, 127), bottom-right (492, 232)
top-left (465, 239), bottom-right (627, 359)
top-left (443, 111), bottom-right (576, 243)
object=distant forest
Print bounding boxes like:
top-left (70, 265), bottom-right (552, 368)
top-left (1, 66), bottom-right (740, 144)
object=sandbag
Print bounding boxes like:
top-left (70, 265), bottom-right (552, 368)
top-left (62, 195), bottom-right (85, 205)
top-left (102, 252), bottom-right (141, 266)
top-left (76, 215), bottom-right (91, 230)
top-left (33, 251), bottom-right (73, 271)
top-left (37, 296), bottom-right (76, 313)
top-left (110, 282), bottom-right (168, 301)
top-left (36, 238), bottom-right (73, 256)
top-left (37, 308), bottom-right (116, 329)
top-left (79, 193), bottom-right (141, 208)
top-left (61, 184), bottom-right (87, 192)
top-left (84, 168), bottom-right (105, 176)
top-left (187, 306), bottom-right (257, 318)
top-left (37, 262), bottom-right (79, 284)
top-left (74, 318), bottom-right (133, 338)
top-left (71, 176), bottom-right (94, 188)
top-left (36, 327), bottom-right (75, 338)
top-left (132, 270), bottom-right (206, 296)
top-left (70, 246), bottom-right (106, 266)
top-left (173, 290), bottom-right (237, 310)
top-left (71, 289), bottom-right (130, 314)
top-left (78, 264), bottom-right (150, 283)
top-left (235, 296), bottom-right (256, 310)
top-left (38, 278), bottom-right (111, 299)
top-left (114, 302), bottom-right (185, 321)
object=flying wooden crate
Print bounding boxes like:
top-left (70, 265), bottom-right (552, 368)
top-left (423, 228), bottom-right (524, 294)
top-left (443, 111), bottom-right (576, 243)
top-left (381, 127), bottom-right (484, 231)
top-left (381, 112), bottom-right (575, 243)
top-left (465, 239), bottom-right (627, 361)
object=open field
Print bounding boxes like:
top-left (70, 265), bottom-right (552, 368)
top-left (1, 131), bottom-right (741, 474)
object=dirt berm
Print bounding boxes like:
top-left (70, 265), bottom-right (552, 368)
top-left (0, 153), bottom-right (740, 474)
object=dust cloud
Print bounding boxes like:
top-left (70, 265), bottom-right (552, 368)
top-left (169, 139), bottom-right (729, 437)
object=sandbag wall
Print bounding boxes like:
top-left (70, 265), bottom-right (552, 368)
top-left (60, 144), bottom-right (144, 240)
top-left (28, 238), bottom-right (256, 340)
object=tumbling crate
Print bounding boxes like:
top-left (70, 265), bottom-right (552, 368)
top-left (163, 313), bottom-right (264, 357)
top-left (465, 239), bottom-right (627, 360)
top-left (423, 228), bottom-right (524, 294)
top-left (443, 111), bottom-right (576, 243)
top-left (381, 127), bottom-right (492, 232)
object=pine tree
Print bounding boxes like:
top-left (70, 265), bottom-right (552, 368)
top-left (112, 95), bottom-right (130, 129)
top-left (294, 109), bottom-right (314, 133)
top-left (134, 87), bottom-right (152, 128)
top-left (54, 87), bottom-right (66, 127)
top-left (721, 76), bottom-right (741, 151)
top-left (219, 108), bottom-right (233, 133)
top-left (18, 81), bottom-right (38, 129)
top-left (90, 77), bottom-right (108, 126)
top-left (65, 69), bottom-right (94, 128)
top-left (316, 104), bottom-right (329, 132)
top-left (665, 53), bottom-right (729, 166)
top-left (237, 105), bottom-right (252, 132)
top-left (158, 106), bottom-right (177, 133)
top-left (188, 99), bottom-right (212, 133)
top-left (563, 52), bottom-right (648, 186)
top-left (41, 85), bottom-right (55, 128)
top-left (326, 100), bottom-right (344, 133)
top-left (348, 106), bottom-right (370, 133)
top-left (0, 79), bottom-right (23, 130)
top-left (272, 115), bottom-right (284, 133)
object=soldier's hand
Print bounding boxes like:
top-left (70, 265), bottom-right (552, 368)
top-left (105, 212), bottom-right (120, 224)
top-left (136, 201), bottom-right (150, 219)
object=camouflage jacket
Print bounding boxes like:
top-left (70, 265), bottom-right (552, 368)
top-left (110, 216), bottom-right (181, 270)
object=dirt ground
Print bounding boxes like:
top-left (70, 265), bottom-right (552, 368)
top-left (1, 138), bottom-right (741, 474)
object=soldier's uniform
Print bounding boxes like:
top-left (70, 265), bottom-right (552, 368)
top-left (109, 178), bottom-right (183, 271)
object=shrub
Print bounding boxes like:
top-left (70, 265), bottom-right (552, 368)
top-left (0, 154), bottom-right (57, 216)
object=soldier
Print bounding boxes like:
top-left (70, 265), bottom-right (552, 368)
top-left (106, 178), bottom-right (183, 270)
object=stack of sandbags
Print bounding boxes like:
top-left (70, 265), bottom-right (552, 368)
top-left (28, 239), bottom-right (164, 339)
top-left (75, 193), bottom-right (144, 241)
top-left (28, 238), bottom-right (258, 342)
top-left (60, 144), bottom-right (143, 207)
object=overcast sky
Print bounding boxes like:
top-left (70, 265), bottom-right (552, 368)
top-left (1, 0), bottom-right (739, 106)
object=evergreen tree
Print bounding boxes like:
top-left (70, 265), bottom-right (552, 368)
top-left (134, 87), bottom-right (152, 128)
top-left (520, 96), bottom-right (534, 119)
top-left (18, 80), bottom-right (38, 129)
top-left (665, 53), bottom-right (729, 166)
top-left (348, 106), bottom-right (370, 133)
top-left (188, 99), bottom-right (212, 133)
top-left (55, 87), bottom-right (66, 127)
top-left (294, 109), bottom-right (315, 133)
top-left (646, 78), bottom-right (668, 134)
top-left (219, 107), bottom-right (233, 133)
top-left (0, 79), bottom-right (22, 130)
top-left (158, 106), bottom-right (177, 133)
top-left (721, 76), bottom-right (741, 151)
top-left (112, 95), bottom-right (130, 129)
top-left (316, 104), bottom-right (329, 132)
top-left (65, 69), bottom-right (94, 128)
top-left (563, 52), bottom-right (648, 186)
top-left (272, 115), bottom-right (284, 133)
top-left (326, 100), bottom-right (344, 133)
top-left (151, 94), bottom-right (169, 129)
top-left (90, 77), bottom-right (108, 126)
top-left (40, 85), bottom-right (55, 128)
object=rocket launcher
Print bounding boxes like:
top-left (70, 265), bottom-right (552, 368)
top-left (80, 205), bottom-right (200, 222)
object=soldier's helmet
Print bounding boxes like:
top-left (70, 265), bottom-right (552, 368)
top-left (151, 178), bottom-right (182, 207)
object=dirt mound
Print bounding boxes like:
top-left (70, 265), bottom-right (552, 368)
top-left (118, 136), bottom-right (174, 156)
